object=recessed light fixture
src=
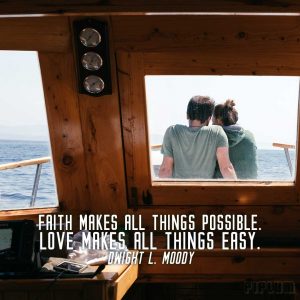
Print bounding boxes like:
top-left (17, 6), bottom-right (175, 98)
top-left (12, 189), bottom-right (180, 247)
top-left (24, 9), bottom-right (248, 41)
top-left (81, 52), bottom-right (103, 71)
top-left (83, 75), bottom-right (105, 94)
top-left (73, 19), bottom-right (112, 97)
top-left (79, 28), bottom-right (101, 47)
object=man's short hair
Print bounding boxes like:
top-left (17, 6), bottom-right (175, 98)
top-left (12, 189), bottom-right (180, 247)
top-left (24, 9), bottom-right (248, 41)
top-left (187, 96), bottom-right (215, 122)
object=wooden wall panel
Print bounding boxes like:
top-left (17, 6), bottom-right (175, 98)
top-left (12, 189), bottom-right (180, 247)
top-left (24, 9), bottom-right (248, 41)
top-left (116, 48), bottom-right (300, 206)
top-left (39, 52), bottom-right (90, 212)
top-left (116, 51), bottom-right (151, 206)
top-left (1, 1), bottom-right (300, 15)
top-left (78, 93), bottom-right (127, 214)
top-left (125, 283), bottom-right (297, 300)
top-left (29, 292), bottom-right (52, 300)
top-left (75, 17), bottom-right (127, 215)
top-left (143, 51), bottom-right (300, 75)
top-left (0, 17), bottom-right (70, 52)
top-left (138, 249), bottom-right (300, 283)
top-left (129, 206), bottom-right (300, 237)
top-left (3, 293), bottom-right (28, 300)
top-left (0, 282), bottom-right (109, 300)
top-left (112, 15), bottom-right (300, 54)
top-left (141, 256), bottom-right (300, 276)
top-left (151, 183), bottom-right (299, 205)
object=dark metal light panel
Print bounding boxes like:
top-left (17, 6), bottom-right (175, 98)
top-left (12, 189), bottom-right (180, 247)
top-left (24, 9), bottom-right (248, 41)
top-left (73, 19), bottom-right (112, 97)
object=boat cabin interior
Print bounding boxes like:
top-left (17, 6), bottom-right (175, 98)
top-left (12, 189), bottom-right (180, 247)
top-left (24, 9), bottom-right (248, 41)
top-left (1, 1), bottom-right (300, 299)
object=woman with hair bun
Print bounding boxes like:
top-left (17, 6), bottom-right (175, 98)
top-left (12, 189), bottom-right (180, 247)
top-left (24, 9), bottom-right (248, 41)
top-left (213, 99), bottom-right (257, 179)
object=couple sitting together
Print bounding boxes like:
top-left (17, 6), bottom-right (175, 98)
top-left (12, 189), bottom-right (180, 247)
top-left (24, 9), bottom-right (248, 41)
top-left (158, 95), bottom-right (258, 180)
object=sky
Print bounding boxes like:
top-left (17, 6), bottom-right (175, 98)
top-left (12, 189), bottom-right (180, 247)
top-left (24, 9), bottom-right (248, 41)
top-left (0, 51), bottom-right (299, 150)
top-left (0, 50), bottom-right (49, 141)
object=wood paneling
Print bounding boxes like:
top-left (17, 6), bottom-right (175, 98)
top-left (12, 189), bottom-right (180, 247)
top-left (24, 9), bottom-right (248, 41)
top-left (1, 1), bottom-right (300, 15)
top-left (28, 292), bottom-right (52, 300)
top-left (2, 293), bottom-right (28, 300)
top-left (138, 249), bottom-right (300, 283)
top-left (78, 92), bottom-right (127, 214)
top-left (116, 51), bottom-right (151, 206)
top-left (116, 47), bottom-right (300, 205)
top-left (76, 17), bottom-right (127, 215)
top-left (1, 12), bottom-right (300, 283)
top-left (39, 52), bottom-right (90, 212)
top-left (112, 16), bottom-right (300, 52)
top-left (0, 17), bottom-right (70, 52)
top-left (141, 256), bottom-right (300, 276)
top-left (0, 207), bottom-right (58, 220)
top-left (151, 183), bottom-right (299, 205)
top-left (125, 283), bottom-right (296, 299)
top-left (128, 206), bottom-right (300, 237)
top-left (0, 264), bottom-right (137, 300)
top-left (143, 51), bottom-right (300, 75)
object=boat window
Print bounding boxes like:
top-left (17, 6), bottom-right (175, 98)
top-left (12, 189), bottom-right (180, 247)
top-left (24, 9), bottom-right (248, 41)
top-left (145, 75), bottom-right (298, 182)
top-left (0, 51), bottom-right (58, 211)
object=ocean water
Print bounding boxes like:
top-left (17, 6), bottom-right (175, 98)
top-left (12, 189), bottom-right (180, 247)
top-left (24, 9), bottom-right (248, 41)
top-left (0, 140), bottom-right (296, 211)
top-left (151, 148), bottom-right (296, 180)
top-left (257, 149), bottom-right (296, 180)
top-left (0, 140), bottom-right (58, 210)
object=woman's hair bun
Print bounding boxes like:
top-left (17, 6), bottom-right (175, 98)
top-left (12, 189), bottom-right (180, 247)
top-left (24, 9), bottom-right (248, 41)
top-left (224, 99), bottom-right (236, 110)
top-left (213, 99), bottom-right (238, 126)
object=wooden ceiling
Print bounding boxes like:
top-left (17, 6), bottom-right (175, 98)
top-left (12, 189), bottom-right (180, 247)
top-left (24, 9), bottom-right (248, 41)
top-left (0, 0), bottom-right (300, 16)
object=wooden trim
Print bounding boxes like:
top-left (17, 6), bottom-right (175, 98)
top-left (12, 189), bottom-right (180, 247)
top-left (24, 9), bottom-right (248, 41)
top-left (117, 46), bottom-right (300, 205)
top-left (144, 248), bottom-right (300, 257)
top-left (111, 264), bottom-right (138, 300)
top-left (150, 183), bottom-right (298, 205)
top-left (141, 255), bottom-right (300, 276)
top-left (137, 249), bottom-right (300, 281)
top-left (0, 17), bottom-right (70, 52)
top-left (143, 52), bottom-right (300, 76)
top-left (137, 274), bottom-right (300, 283)
top-left (112, 15), bottom-right (300, 55)
top-left (73, 16), bottom-right (127, 215)
top-left (295, 82), bottom-right (300, 197)
top-left (127, 206), bottom-right (300, 236)
top-left (0, 207), bottom-right (58, 220)
top-left (2, 1), bottom-right (300, 15)
top-left (39, 52), bottom-right (91, 213)
top-left (117, 51), bottom-right (152, 206)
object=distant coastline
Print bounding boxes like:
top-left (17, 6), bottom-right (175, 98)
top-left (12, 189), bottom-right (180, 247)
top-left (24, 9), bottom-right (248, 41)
top-left (0, 138), bottom-right (49, 143)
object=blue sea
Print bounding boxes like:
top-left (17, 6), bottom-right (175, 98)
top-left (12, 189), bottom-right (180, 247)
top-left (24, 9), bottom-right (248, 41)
top-left (0, 140), bottom-right (58, 211)
top-left (0, 140), bottom-right (296, 211)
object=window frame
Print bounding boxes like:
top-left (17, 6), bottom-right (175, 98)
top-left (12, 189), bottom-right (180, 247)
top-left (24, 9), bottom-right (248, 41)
top-left (116, 50), bottom-right (300, 206)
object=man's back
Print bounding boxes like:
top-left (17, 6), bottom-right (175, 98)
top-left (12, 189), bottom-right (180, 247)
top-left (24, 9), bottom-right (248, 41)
top-left (161, 124), bottom-right (228, 179)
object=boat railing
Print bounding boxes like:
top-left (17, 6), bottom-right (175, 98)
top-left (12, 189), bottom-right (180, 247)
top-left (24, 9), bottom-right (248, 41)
top-left (151, 144), bottom-right (162, 151)
top-left (151, 143), bottom-right (295, 176)
top-left (272, 143), bottom-right (295, 176)
top-left (0, 156), bottom-right (51, 207)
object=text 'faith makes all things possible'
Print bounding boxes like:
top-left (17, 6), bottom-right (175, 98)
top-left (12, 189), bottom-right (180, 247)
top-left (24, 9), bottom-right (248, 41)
top-left (38, 213), bottom-right (261, 265)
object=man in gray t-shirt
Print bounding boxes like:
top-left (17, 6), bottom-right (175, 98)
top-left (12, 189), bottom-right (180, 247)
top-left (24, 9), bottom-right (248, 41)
top-left (158, 96), bottom-right (237, 179)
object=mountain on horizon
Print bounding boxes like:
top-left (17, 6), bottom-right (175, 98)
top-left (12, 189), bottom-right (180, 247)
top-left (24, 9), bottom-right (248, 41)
top-left (0, 124), bottom-right (49, 141)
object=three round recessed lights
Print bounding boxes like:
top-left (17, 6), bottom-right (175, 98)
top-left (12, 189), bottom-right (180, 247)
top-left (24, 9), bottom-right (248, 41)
top-left (79, 28), bottom-right (104, 94)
